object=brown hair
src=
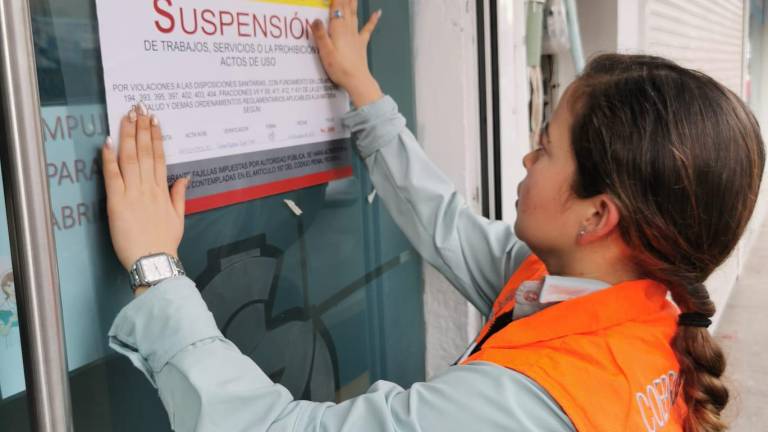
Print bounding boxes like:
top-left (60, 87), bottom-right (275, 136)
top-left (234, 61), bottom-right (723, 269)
top-left (569, 54), bottom-right (765, 431)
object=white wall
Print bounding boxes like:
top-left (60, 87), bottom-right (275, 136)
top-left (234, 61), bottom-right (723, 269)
top-left (742, 1), bottom-right (768, 272)
top-left (554, 0), bottom-right (622, 101)
top-left (410, 0), bottom-right (484, 378)
top-left (497, 0), bottom-right (530, 225)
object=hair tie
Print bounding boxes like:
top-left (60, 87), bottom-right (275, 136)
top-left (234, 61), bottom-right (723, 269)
top-left (678, 312), bottom-right (712, 328)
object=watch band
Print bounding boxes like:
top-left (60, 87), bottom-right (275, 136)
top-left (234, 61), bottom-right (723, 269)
top-left (128, 253), bottom-right (186, 292)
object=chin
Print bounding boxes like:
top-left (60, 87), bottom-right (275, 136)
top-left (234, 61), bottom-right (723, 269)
top-left (513, 219), bottom-right (530, 245)
top-left (514, 220), bottom-right (548, 258)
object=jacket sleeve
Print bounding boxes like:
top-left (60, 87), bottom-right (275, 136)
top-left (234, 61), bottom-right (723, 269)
top-left (108, 276), bottom-right (574, 432)
top-left (342, 96), bottom-right (530, 314)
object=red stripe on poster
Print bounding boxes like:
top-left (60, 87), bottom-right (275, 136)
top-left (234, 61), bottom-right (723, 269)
top-left (185, 166), bottom-right (354, 214)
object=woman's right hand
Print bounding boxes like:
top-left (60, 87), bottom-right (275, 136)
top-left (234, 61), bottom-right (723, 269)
top-left (311, 0), bottom-right (383, 108)
top-left (101, 104), bottom-right (189, 275)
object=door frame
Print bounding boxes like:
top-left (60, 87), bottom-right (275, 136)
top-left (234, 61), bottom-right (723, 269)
top-left (0, 0), bottom-right (72, 430)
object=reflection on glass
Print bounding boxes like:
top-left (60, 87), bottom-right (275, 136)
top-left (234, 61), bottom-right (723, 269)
top-left (0, 167), bottom-right (33, 430)
top-left (28, 0), bottom-right (424, 430)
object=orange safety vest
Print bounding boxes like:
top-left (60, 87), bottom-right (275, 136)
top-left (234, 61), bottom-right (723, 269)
top-left (461, 254), bottom-right (687, 431)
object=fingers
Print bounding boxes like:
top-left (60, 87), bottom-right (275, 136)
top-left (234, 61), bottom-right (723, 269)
top-left (328, 0), bottom-right (344, 33)
top-left (329, 0), bottom-right (343, 18)
top-left (118, 107), bottom-right (140, 188)
top-left (328, 0), bottom-right (340, 21)
top-left (328, 0), bottom-right (357, 32)
top-left (341, 0), bottom-right (353, 16)
top-left (311, 20), bottom-right (336, 56)
top-left (150, 115), bottom-right (168, 188)
top-left (102, 136), bottom-right (124, 196)
top-left (360, 9), bottom-right (382, 42)
top-left (345, 0), bottom-right (358, 27)
top-left (170, 177), bottom-right (189, 218)
top-left (117, 104), bottom-right (170, 191)
top-left (135, 103), bottom-right (155, 185)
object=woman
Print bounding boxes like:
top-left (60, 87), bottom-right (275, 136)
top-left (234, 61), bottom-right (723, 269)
top-left (102, 0), bottom-right (765, 430)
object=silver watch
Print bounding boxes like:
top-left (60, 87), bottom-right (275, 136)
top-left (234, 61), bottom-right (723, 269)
top-left (129, 253), bottom-right (185, 292)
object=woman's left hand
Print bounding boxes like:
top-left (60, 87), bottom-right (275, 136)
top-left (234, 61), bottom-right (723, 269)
top-left (101, 104), bottom-right (190, 274)
top-left (311, 0), bottom-right (382, 108)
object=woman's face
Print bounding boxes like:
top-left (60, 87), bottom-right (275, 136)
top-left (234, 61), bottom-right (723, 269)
top-left (514, 86), bottom-right (585, 258)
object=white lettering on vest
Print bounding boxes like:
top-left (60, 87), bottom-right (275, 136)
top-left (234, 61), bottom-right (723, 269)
top-left (636, 370), bottom-right (679, 432)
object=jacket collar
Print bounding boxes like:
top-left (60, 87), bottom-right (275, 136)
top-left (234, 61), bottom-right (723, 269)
top-left (539, 275), bottom-right (611, 303)
top-left (511, 276), bottom-right (611, 321)
top-left (485, 278), bottom-right (678, 349)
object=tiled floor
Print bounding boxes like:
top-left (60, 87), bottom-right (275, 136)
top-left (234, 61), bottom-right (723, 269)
top-left (715, 223), bottom-right (768, 430)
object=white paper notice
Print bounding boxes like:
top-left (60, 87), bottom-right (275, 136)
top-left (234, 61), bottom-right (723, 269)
top-left (95, 0), bottom-right (353, 213)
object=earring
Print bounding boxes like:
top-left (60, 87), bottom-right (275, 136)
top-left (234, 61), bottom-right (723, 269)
top-left (577, 228), bottom-right (586, 239)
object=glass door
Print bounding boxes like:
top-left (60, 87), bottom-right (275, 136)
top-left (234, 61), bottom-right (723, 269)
top-left (2, 0), bottom-right (424, 430)
top-left (0, 167), bottom-right (33, 431)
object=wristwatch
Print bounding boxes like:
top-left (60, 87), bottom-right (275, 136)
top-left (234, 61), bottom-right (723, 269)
top-left (128, 253), bottom-right (186, 292)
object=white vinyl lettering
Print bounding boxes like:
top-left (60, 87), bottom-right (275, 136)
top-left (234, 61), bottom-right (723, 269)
top-left (636, 370), bottom-right (679, 432)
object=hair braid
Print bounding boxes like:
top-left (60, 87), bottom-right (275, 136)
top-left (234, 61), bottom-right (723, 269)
top-left (669, 284), bottom-right (729, 431)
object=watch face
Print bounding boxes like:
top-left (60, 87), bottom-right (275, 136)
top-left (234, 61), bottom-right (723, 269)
top-left (139, 255), bottom-right (173, 283)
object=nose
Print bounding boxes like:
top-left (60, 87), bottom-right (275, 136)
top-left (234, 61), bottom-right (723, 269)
top-left (522, 150), bottom-right (535, 170)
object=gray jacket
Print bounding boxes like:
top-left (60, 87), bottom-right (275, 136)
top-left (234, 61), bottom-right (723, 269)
top-left (109, 95), bottom-right (575, 431)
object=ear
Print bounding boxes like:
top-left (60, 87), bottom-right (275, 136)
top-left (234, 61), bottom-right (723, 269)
top-left (576, 194), bottom-right (621, 245)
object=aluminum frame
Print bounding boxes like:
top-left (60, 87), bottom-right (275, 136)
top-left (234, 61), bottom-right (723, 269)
top-left (0, 0), bottom-right (73, 430)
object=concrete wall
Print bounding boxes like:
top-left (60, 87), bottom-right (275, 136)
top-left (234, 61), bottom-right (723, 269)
top-left (410, 0), bottom-right (484, 378)
top-left (497, 0), bottom-right (530, 226)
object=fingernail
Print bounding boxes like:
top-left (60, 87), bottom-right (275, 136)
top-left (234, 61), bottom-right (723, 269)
top-left (150, 114), bottom-right (159, 126)
top-left (104, 136), bottom-right (113, 149)
top-left (376, 9), bottom-right (382, 17)
top-left (128, 109), bottom-right (137, 123)
top-left (137, 102), bottom-right (148, 116)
